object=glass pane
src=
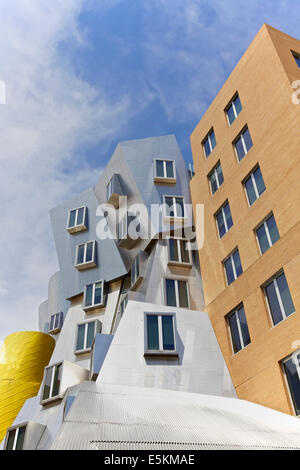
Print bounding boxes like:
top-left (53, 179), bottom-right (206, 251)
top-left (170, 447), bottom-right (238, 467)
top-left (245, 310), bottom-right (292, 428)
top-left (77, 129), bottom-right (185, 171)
top-left (169, 239), bottom-right (179, 262)
top-left (237, 306), bottom-right (251, 348)
top-left (52, 363), bottom-right (62, 397)
top-left (265, 280), bottom-right (283, 325)
top-left (156, 160), bottom-right (164, 177)
top-left (284, 356), bottom-right (300, 415)
top-left (223, 203), bottom-right (233, 231)
top-left (257, 224), bottom-right (270, 254)
top-left (245, 176), bottom-right (257, 205)
top-left (85, 242), bottom-right (94, 262)
top-left (228, 313), bottom-right (242, 353)
top-left (166, 279), bottom-right (176, 307)
top-left (6, 429), bottom-right (16, 450)
top-left (216, 211), bottom-right (226, 238)
top-left (203, 138), bottom-right (211, 157)
top-left (266, 215), bottom-right (280, 246)
top-left (165, 197), bottom-right (174, 217)
top-left (210, 171), bottom-right (218, 194)
top-left (15, 426), bottom-right (26, 450)
top-left (49, 315), bottom-right (54, 331)
top-left (86, 322), bottom-right (95, 349)
top-left (235, 137), bottom-right (245, 161)
top-left (210, 130), bottom-right (216, 150)
top-left (162, 316), bottom-right (175, 350)
top-left (234, 95), bottom-right (242, 115)
top-left (216, 163), bottom-right (224, 187)
top-left (76, 324), bottom-right (85, 351)
top-left (227, 104), bottom-right (235, 125)
top-left (77, 207), bottom-right (84, 226)
top-left (225, 258), bottom-right (235, 285)
top-left (175, 198), bottom-right (184, 218)
top-left (94, 282), bottom-right (103, 305)
top-left (253, 167), bottom-right (266, 196)
top-left (233, 250), bottom-right (243, 278)
top-left (147, 315), bottom-right (159, 350)
top-left (77, 244), bottom-right (85, 264)
top-left (178, 281), bottom-right (189, 308)
top-left (243, 128), bottom-right (253, 152)
top-left (42, 367), bottom-right (52, 400)
top-left (85, 284), bottom-right (93, 307)
top-left (68, 210), bottom-right (76, 228)
top-left (276, 273), bottom-right (295, 318)
top-left (180, 240), bottom-right (190, 264)
top-left (166, 161), bottom-right (174, 178)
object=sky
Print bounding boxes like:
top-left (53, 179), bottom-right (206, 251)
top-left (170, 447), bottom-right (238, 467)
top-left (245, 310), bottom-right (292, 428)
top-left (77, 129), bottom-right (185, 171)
top-left (0, 0), bottom-right (299, 342)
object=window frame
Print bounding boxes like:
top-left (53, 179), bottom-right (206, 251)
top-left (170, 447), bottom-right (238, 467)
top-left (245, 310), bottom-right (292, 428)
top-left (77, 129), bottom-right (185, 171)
top-left (202, 128), bottom-right (216, 159)
top-left (163, 277), bottom-right (190, 309)
top-left (48, 312), bottom-right (64, 334)
top-left (208, 161), bottom-right (224, 195)
top-left (154, 159), bottom-right (176, 183)
top-left (225, 93), bottom-right (242, 126)
top-left (75, 240), bottom-right (97, 270)
top-left (243, 164), bottom-right (266, 206)
top-left (41, 362), bottom-right (63, 405)
top-left (66, 206), bottom-right (87, 234)
top-left (263, 270), bottom-right (296, 327)
top-left (223, 248), bottom-right (243, 286)
top-left (255, 212), bottom-right (280, 255)
top-left (292, 50), bottom-right (300, 68)
top-left (83, 280), bottom-right (105, 311)
top-left (167, 237), bottom-right (192, 267)
top-left (143, 312), bottom-right (178, 357)
top-left (4, 423), bottom-right (28, 451)
top-left (162, 195), bottom-right (186, 221)
top-left (74, 320), bottom-right (100, 355)
top-left (215, 200), bottom-right (233, 239)
top-left (233, 126), bottom-right (253, 162)
top-left (226, 304), bottom-right (251, 355)
top-left (281, 350), bottom-right (300, 416)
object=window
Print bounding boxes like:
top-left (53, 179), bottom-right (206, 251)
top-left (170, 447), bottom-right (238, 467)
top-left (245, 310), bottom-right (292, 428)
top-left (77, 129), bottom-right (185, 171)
top-left (282, 350), bottom-right (300, 416)
top-left (226, 94), bottom-right (242, 125)
top-left (256, 213), bottom-right (280, 254)
top-left (292, 51), bottom-right (300, 68)
top-left (224, 249), bottom-right (243, 286)
top-left (227, 305), bottom-right (251, 354)
top-left (75, 240), bottom-right (96, 270)
top-left (208, 161), bottom-right (224, 195)
top-left (113, 293), bottom-right (129, 332)
top-left (106, 178), bottom-right (113, 201)
top-left (118, 213), bottom-right (140, 244)
top-left (167, 238), bottom-right (191, 265)
top-left (264, 271), bottom-right (295, 326)
top-left (106, 174), bottom-right (124, 208)
top-left (234, 127), bottom-right (253, 161)
top-left (154, 159), bottom-right (176, 183)
top-left (75, 321), bottom-right (99, 354)
top-left (83, 280), bottom-right (105, 311)
top-left (42, 363), bottom-right (62, 402)
top-left (145, 313), bottom-right (177, 355)
top-left (67, 206), bottom-right (87, 233)
top-left (215, 201), bottom-right (233, 238)
top-left (244, 166), bottom-right (266, 205)
top-left (163, 196), bottom-right (185, 219)
top-left (49, 312), bottom-right (64, 334)
top-left (131, 254), bottom-right (141, 288)
top-left (5, 425), bottom-right (26, 450)
top-left (203, 129), bottom-right (216, 158)
top-left (165, 278), bottom-right (189, 308)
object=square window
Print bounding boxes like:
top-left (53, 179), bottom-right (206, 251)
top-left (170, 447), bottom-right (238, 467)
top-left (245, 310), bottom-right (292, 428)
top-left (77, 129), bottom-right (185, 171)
top-left (264, 271), bottom-right (295, 326)
top-left (165, 278), bottom-right (189, 308)
top-left (48, 312), bottom-right (64, 334)
top-left (75, 241), bottom-right (97, 270)
top-left (67, 206), bottom-right (87, 234)
top-left (227, 304), bottom-right (251, 354)
top-left (75, 321), bottom-right (100, 354)
top-left (202, 129), bottom-right (216, 158)
top-left (163, 196), bottom-right (185, 220)
top-left (167, 238), bottom-right (192, 266)
top-left (83, 280), bottom-right (105, 311)
top-left (154, 159), bottom-right (176, 183)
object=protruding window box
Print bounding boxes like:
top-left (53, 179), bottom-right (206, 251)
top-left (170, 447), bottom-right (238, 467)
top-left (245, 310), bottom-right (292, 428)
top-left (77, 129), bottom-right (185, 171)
top-left (67, 206), bottom-right (88, 234)
top-left (40, 360), bottom-right (89, 406)
top-left (154, 159), bottom-right (176, 184)
top-left (118, 213), bottom-right (140, 249)
top-left (4, 422), bottom-right (46, 451)
top-left (75, 241), bottom-right (97, 270)
top-left (131, 251), bottom-right (147, 290)
top-left (167, 238), bottom-right (192, 267)
top-left (144, 312), bottom-right (178, 358)
top-left (106, 174), bottom-right (125, 209)
top-left (83, 280), bottom-right (106, 312)
top-left (89, 333), bottom-right (114, 381)
top-left (74, 320), bottom-right (102, 356)
top-left (48, 312), bottom-right (64, 334)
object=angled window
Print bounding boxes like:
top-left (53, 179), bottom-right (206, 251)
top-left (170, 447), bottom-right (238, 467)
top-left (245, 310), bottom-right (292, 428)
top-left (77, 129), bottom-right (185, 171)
top-left (165, 278), bottom-right (189, 308)
top-left (255, 213), bottom-right (280, 254)
top-left (282, 350), bottom-right (300, 416)
top-left (215, 201), bottom-right (233, 238)
top-left (5, 425), bottom-right (27, 450)
top-left (163, 195), bottom-right (185, 219)
top-left (154, 159), bottom-right (176, 183)
top-left (41, 363), bottom-right (62, 402)
top-left (264, 271), bottom-right (295, 326)
top-left (292, 51), bottom-right (300, 68)
top-left (75, 321), bottom-right (100, 354)
top-left (83, 280), bottom-right (105, 311)
top-left (224, 248), bottom-right (243, 286)
top-left (243, 165), bottom-right (266, 206)
top-left (67, 206), bottom-right (87, 234)
top-left (106, 174), bottom-right (124, 208)
top-left (227, 304), bottom-right (251, 354)
top-left (75, 240), bottom-right (96, 270)
top-left (48, 312), bottom-right (64, 334)
top-left (202, 128), bottom-right (216, 158)
top-left (106, 178), bottom-right (113, 201)
top-left (226, 93), bottom-right (242, 125)
top-left (145, 313), bottom-right (177, 356)
top-left (167, 238), bottom-right (191, 266)
top-left (208, 161), bottom-right (224, 195)
top-left (234, 126), bottom-right (253, 162)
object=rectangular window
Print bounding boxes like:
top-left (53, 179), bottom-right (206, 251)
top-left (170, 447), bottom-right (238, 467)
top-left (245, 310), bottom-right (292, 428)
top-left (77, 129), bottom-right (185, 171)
top-left (106, 178), bottom-right (113, 201)
top-left (282, 350), bottom-right (300, 416)
top-left (131, 254), bottom-right (140, 288)
top-left (256, 213), bottom-right (280, 254)
top-left (203, 128), bottom-right (216, 158)
top-left (42, 363), bottom-right (62, 402)
top-left (84, 280), bottom-right (104, 310)
top-left (168, 238), bottom-right (191, 265)
top-left (244, 166), bottom-right (266, 205)
top-left (227, 305), bottom-right (251, 354)
top-left (224, 249), bottom-right (243, 286)
top-left (75, 241), bottom-right (96, 270)
top-left (5, 425), bottom-right (27, 450)
top-left (75, 321), bottom-right (99, 354)
top-left (163, 196), bottom-right (185, 219)
top-left (165, 278), bottom-right (189, 308)
top-left (49, 312), bottom-right (64, 334)
top-left (208, 161), bottom-right (224, 195)
top-left (264, 271), bottom-right (295, 326)
top-left (118, 213), bottom-right (140, 242)
top-left (215, 201), bottom-right (233, 238)
top-left (67, 206), bottom-right (87, 233)
top-left (154, 159), bottom-right (176, 183)
top-left (226, 94), bottom-right (242, 125)
top-left (234, 127), bottom-right (253, 162)
top-left (145, 313), bottom-right (176, 354)
top-left (292, 51), bottom-right (300, 68)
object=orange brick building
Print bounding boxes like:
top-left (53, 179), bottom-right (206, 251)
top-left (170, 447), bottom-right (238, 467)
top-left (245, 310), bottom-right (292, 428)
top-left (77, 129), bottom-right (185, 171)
top-left (190, 24), bottom-right (300, 416)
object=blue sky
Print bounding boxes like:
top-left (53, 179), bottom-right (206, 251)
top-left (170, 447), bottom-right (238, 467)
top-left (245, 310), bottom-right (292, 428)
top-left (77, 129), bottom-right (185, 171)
top-left (0, 0), bottom-right (299, 341)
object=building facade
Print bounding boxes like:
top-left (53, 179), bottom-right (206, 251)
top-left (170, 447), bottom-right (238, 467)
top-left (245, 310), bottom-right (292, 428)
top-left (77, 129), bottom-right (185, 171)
top-left (190, 24), bottom-right (300, 417)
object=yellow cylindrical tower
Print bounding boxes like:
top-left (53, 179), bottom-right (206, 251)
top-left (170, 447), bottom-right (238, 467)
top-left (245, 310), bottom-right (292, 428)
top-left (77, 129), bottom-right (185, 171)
top-left (0, 331), bottom-right (55, 442)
